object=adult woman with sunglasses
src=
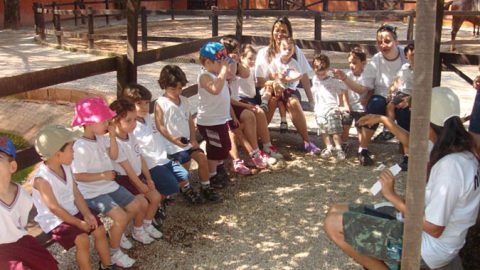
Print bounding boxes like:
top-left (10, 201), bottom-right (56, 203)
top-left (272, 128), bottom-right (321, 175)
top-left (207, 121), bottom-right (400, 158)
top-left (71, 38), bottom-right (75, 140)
top-left (255, 16), bottom-right (321, 154)
top-left (335, 24), bottom-right (411, 167)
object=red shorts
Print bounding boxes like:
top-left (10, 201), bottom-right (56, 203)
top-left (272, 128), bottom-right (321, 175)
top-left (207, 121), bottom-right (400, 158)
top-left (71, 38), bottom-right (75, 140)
top-left (197, 122), bottom-right (231, 161)
top-left (49, 212), bottom-right (103, 250)
top-left (232, 104), bottom-right (246, 120)
top-left (115, 173), bottom-right (146, 195)
top-left (0, 235), bottom-right (58, 270)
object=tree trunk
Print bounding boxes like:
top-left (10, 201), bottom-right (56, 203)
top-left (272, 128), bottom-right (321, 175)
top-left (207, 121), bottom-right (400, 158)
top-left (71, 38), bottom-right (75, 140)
top-left (4, 0), bottom-right (21, 29)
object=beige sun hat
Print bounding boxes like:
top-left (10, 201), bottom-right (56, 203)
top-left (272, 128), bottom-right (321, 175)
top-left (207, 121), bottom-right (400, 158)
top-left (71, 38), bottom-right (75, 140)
top-left (430, 86), bottom-right (460, 127)
top-left (35, 125), bottom-right (83, 159)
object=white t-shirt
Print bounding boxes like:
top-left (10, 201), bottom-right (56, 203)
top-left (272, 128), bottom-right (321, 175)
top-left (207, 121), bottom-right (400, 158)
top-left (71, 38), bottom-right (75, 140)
top-left (32, 163), bottom-right (79, 233)
top-left (396, 63), bottom-right (414, 95)
top-left (0, 184), bottom-right (32, 244)
top-left (362, 51), bottom-right (404, 98)
top-left (196, 70), bottom-right (231, 126)
top-left (421, 151), bottom-right (480, 269)
top-left (231, 69), bottom-right (256, 99)
top-left (72, 136), bottom-right (119, 199)
top-left (114, 134), bottom-right (143, 176)
top-left (156, 96), bottom-right (192, 154)
top-left (133, 114), bottom-right (170, 169)
top-left (312, 76), bottom-right (347, 117)
top-left (269, 56), bottom-right (301, 90)
top-left (255, 45), bottom-right (312, 80)
top-left (346, 70), bottom-right (367, 112)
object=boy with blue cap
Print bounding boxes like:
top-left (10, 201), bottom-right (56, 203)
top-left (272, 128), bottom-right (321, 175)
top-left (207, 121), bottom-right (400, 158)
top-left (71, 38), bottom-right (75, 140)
top-left (0, 136), bottom-right (59, 270)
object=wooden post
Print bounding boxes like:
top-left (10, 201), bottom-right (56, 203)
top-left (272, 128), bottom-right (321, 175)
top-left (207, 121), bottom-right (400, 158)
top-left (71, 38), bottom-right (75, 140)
top-left (212, 6), bottom-right (218, 37)
top-left (399, 0), bottom-right (404, 10)
top-left (323, 0), bottom-right (328, 11)
top-left (87, 8), bottom-right (94, 49)
top-left (33, 3), bottom-right (40, 36)
top-left (141, 6), bottom-right (148, 51)
top-left (79, 0), bottom-right (86, 24)
top-left (74, 1), bottom-right (78, 26)
top-left (53, 3), bottom-right (62, 46)
top-left (39, 4), bottom-right (46, 40)
top-left (246, 0), bottom-right (250, 18)
top-left (433, 0), bottom-right (444, 87)
top-left (406, 14), bottom-right (414, 41)
top-left (235, 0), bottom-right (243, 43)
top-left (105, 0), bottom-right (110, 25)
top-left (51, 1), bottom-right (57, 26)
top-left (314, 12), bottom-right (322, 42)
top-left (116, 0), bottom-right (140, 96)
top-left (400, 0), bottom-right (437, 268)
top-left (170, 0), bottom-right (175, 20)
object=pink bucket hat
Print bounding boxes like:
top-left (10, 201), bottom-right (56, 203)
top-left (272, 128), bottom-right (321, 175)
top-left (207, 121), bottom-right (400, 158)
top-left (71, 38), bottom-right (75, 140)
top-left (71, 96), bottom-right (116, 127)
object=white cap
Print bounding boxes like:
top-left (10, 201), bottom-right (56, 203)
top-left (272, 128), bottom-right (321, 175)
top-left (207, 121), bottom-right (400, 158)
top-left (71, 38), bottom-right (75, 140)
top-left (430, 86), bottom-right (460, 127)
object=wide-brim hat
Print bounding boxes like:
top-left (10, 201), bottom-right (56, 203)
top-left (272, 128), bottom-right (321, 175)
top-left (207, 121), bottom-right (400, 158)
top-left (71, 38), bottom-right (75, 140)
top-left (35, 125), bottom-right (83, 159)
top-left (71, 96), bottom-right (116, 127)
top-left (430, 86), bottom-right (460, 127)
top-left (0, 136), bottom-right (16, 159)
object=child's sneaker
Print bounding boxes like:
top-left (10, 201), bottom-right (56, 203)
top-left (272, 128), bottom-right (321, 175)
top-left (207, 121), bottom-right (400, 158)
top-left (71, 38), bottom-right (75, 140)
top-left (321, 148), bottom-right (333, 159)
top-left (201, 186), bottom-right (222, 202)
top-left (120, 234), bottom-right (133, 250)
top-left (182, 187), bottom-right (204, 204)
top-left (304, 142), bottom-right (321, 155)
top-left (111, 249), bottom-right (135, 268)
top-left (251, 152), bottom-right (268, 169)
top-left (132, 228), bottom-right (154, 244)
top-left (99, 263), bottom-right (118, 270)
top-left (280, 121), bottom-right (288, 133)
top-left (264, 145), bottom-right (283, 160)
top-left (358, 149), bottom-right (374, 166)
top-left (260, 150), bottom-right (277, 166)
top-left (216, 164), bottom-right (230, 182)
top-left (143, 224), bottom-right (163, 239)
top-left (336, 149), bottom-right (346, 160)
top-left (210, 173), bottom-right (228, 189)
top-left (233, 159), bottom-right (252, 175)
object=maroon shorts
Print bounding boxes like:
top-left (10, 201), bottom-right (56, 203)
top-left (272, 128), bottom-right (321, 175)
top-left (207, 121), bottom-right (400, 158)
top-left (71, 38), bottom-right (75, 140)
top-left (49, 212), bottom-right (103, 250)
top-left (115, 173), bottom-right (146, 195)
top-left (232, 104), bottom-right (247, 120)
top-left (197, 122), bottom-right (231, 160)
top-left (0, 235), bottom-right (58, 270)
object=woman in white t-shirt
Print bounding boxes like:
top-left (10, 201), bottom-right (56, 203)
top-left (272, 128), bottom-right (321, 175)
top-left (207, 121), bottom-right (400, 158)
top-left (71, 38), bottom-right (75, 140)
top-left (254, 16), bottom-right (321, 154)
top-left (325, 87), bottom-right (480, 269)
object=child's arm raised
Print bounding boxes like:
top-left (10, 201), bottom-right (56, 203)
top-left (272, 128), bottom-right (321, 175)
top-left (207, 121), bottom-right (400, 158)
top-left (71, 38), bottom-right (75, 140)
top-left (199, 60), bottom-right (229, 95)
top-left (333, 69), bottom-right (369, 94)
top-left (106, 124), bottom-right (119, 160)
top-left (33, 177), bottom-right (92, 232)
top-left (119, 160), bottom-right (149, 194)
top-left (72, 183), bottom-right (98, 230)
top-left (154, 104), bottom-right (188, 147)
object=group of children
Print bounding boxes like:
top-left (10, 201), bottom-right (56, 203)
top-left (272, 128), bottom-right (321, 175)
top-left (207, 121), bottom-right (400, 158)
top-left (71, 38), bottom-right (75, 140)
top-left (0, 36), bottom-right (416, 269)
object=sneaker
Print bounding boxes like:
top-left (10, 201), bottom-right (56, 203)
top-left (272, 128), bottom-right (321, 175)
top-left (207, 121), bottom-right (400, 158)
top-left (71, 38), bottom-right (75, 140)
top-left (321, 148), bottom-right (333, 159)
top-left (251, 152), bottom-right (268, 169)
top-left (210, 173), bottom-right (228, 189)
top-left (182, 187), bottom-right (204, 204)
top-left (143, 224), bottom-right (163, 239)
top-left (264, 145), bottom-right (283, 160)
top-left (202, 186), bottom-right (223, 202)
top-left (99, 263), bottom-right (118, 270)
top-left (280, 121), bottom-right (288, 133)
top-left (260, 150), bottom-right (277, 166)
top-left (260, 102), bottom-right (269, 113)
top-left (132, 228), bottom-right (154, 244)
top-left (152, 205), bottom-right (166, 230)
top-left (336, 149), bottom-right (346, 160)
top-left (216, 164), bottom-right (230, 182)
top-left (304, 142), bottom-right (321, 155)
top-left (233, 159), bottom-right (252, 175)
top-left (374, 131), bottom-right (395, 141)
top-left (111, 249), bottom-right (135, 268)
top-left (120, 234), bottom-right (133, 250)
top-left (399, 155), bottom-right (409, 171)
top-left (358, 149), bottom-right (374, 166)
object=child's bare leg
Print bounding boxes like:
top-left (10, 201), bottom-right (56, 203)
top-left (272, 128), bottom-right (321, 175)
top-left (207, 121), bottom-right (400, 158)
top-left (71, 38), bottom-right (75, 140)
top-left (74, 233), bottom-right (91, 270)
top-left (144, 190), bottom-right (161, 220)
top-left (356, 127), bottom-right (364, 145)
top-left (126, 196), bottom-right (144, 228)
top-left (279, 102), bottom-right (287, 122)
top-left (208, 159), bottom-right (220, 174)
top-left (342, 124), bottom-right (350, 142)
top-left (332, 134), bottom-right (343, 149)
top-left (386, 102), bottom-right (396, 121)
top-left (321, 133), bottom-right (332, 148)
top-left (191, 151), bottom-right (209, 182)
top-left (239, 109), bottom-right (259, 153)
top-left (106, 207), bottom-right (129, 248)
top-left (92, 226), bottom-right (112, 268)
top-left (228, 129), bottom-right (243, 159)
top-left (255, 109), bottom-right (271, 144)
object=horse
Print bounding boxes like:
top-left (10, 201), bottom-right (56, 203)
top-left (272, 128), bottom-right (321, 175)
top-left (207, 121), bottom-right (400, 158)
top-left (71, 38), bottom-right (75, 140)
top-left (445, 0), bottom-right (480, 51)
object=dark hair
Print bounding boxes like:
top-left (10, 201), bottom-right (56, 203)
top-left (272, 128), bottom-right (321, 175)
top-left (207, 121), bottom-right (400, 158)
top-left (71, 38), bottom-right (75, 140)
top-left (377, 24), bottom-right (398, 40)
top-left (122, 84), bottom-right (152, 103)
top-left (241, 44), bottom-right (257, 58)
top-left (158, 65), bottom-right (188, 90)
top-left (110, 99), bottom-right (136, 121)
top-left (428, 116), bottom-right (477, 176)
top-left (349, 46), bottom-right (367, 62)
top-left (268, 16), bottom-right (293, 63)
top-left (220, 37), bottom-right (240, 54)
top-left (59, 142), bottom-right (72, 153)
top-left (0, 151), bottom-right (14, 162)
top-left (312, 54), bottom-right (330, 71)
top-left (404, 43), bottom-right (414, 55)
